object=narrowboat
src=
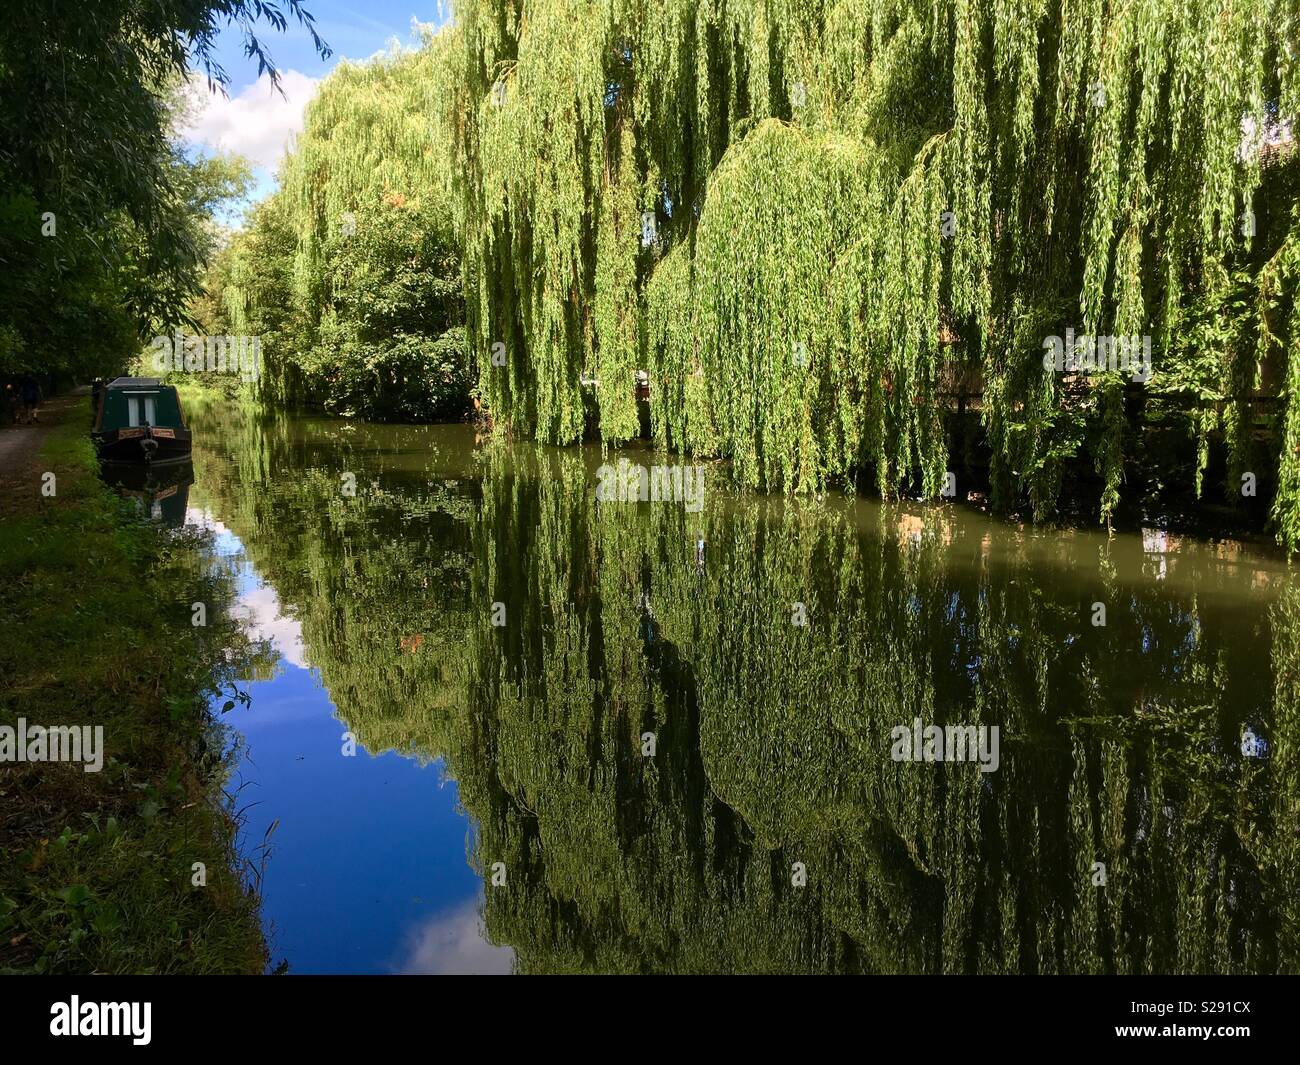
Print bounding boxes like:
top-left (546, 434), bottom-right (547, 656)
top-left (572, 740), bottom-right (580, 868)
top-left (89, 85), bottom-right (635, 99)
top-left (92, 377), bottom-right (192, 465)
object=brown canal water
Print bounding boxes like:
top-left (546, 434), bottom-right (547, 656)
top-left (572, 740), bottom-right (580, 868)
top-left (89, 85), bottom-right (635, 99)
top-left (180, 397), bottom-right (1298, 974)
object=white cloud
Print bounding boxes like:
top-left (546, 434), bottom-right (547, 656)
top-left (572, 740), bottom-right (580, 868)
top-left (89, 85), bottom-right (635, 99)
top-left (394, 898), bottom-right (516, 975)
top-left (236, 582), bottom-right (310, 670)
top-left (181, 70), bottom-right (321, 172)
top-left (185, 508), bottom-right (310, 668)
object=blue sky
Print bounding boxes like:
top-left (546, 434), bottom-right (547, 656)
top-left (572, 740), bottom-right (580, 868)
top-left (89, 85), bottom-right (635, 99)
top-left (200, 515), bottom-right (513, 974)
top-left (183, 1), bottom-right (450, 208)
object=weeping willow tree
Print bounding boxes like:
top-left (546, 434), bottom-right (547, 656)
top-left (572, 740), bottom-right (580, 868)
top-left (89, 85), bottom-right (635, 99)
top-left (217, 26), bottom-right (470, 420)
top-left (448, 0), bottom-right (1300, 545)
top-left (277, 27), bottom-right (459, 310)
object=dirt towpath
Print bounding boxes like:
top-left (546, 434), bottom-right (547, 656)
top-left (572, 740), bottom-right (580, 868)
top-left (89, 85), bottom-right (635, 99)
top-left (0, 388), bottom-right (90, 500)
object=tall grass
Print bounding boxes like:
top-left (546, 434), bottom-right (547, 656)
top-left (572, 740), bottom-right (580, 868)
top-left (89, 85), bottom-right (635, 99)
top-left (0, 398), bottom-right (267, 973)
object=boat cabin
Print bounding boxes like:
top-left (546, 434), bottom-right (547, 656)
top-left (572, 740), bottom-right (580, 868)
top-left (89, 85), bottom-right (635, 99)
top-left (92, 377), bottom-right (192, 465)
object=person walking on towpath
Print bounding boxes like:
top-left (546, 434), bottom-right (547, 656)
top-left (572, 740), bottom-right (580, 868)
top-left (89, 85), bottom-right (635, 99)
top-left (19, 375), bottom-right (41, 425)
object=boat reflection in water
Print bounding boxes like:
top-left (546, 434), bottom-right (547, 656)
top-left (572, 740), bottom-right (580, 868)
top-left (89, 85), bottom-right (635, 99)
top-left (100, 459), bottom-right (194, 528)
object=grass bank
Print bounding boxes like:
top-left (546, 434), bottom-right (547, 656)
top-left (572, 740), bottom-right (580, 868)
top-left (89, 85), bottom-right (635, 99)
top-left (0, 394), bottom-right (267, 973)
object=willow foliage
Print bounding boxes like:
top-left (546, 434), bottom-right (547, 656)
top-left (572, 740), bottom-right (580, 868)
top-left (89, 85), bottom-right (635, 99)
top-left (448, 0), bottom-right (1300, 544)
top-left (279, 31), bottom-right (458, 307)
top-left (218, 28), bottom-right (470, 420)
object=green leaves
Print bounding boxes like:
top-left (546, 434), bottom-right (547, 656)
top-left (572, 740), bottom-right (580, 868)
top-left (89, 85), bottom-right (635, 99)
top-left (0, 2), bottom-right (327, 378)
top-left (438, 1), bottom-right (1300, 541)
top-left (211, 37), bottom-right (469, 421)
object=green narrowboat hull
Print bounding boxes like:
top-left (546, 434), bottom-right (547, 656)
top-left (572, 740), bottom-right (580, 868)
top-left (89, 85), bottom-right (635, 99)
top-left (95, 425), bottom-right (193, 465)
top-left (91, 378), bottom-right (192, 465)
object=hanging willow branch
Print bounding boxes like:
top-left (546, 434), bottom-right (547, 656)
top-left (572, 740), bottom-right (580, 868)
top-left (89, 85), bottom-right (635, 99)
top-left (435, 1), bottom-right (1300, 543)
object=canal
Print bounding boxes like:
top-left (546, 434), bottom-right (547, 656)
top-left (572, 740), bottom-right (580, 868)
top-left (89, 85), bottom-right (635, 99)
top-left (174, 397), bottom-right (1297, 974)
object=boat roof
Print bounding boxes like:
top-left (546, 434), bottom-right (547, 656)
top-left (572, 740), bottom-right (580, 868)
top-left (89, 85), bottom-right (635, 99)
top-left (107, 377), bottom-right (165, 389)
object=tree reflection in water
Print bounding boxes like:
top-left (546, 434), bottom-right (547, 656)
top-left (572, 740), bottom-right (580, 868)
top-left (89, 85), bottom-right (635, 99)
top-left (190, 401), bottom-right (1298, 975)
